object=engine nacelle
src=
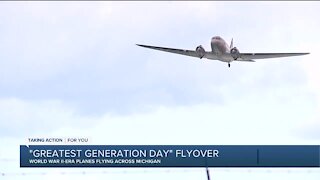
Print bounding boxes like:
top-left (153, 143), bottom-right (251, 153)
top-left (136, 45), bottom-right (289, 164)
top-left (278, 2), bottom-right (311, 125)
top-left (196, 45), bottom-right (205, 59)
top-left (230, 47), bottom-right (240, 60)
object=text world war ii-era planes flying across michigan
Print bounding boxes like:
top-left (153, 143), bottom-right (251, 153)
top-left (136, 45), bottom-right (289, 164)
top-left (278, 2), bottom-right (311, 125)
top-left (136, 36), bottom-right (309, 67)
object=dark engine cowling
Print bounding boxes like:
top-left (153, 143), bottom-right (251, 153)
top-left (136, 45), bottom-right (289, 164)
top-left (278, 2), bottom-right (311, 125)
top-left (230, 47), bottom-right (240, 60)
top-left (196, 45), bottom-right (205, 59)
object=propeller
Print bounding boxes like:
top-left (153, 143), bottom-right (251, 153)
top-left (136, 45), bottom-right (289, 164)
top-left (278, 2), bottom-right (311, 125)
top-left (230, 38), bottom-right (233, 49)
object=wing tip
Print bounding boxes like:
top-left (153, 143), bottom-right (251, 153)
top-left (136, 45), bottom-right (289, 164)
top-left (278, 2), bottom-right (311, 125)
top-left (296, 52), bottom-right (310, 56)
top-left (136, 44), bottom-right (149, 48)
top-left (297, 52), bottom-right (310, 55)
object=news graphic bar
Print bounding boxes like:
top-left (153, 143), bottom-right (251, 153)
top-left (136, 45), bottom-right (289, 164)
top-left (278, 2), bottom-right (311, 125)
top-left (20, 145), bottom-right (320, 168)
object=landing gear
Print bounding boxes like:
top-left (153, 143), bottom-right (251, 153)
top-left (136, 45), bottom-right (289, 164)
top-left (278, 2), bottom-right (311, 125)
top-left (228, 63), bottom-right (230, 68)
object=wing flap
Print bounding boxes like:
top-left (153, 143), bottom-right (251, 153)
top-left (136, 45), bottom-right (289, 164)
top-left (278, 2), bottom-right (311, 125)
top-left (237, 58), bottom-right (255, 62)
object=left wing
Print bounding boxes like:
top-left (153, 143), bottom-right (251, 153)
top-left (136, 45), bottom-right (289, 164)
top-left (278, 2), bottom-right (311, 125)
top-left (136, 44), bottom-right (219, 60)
top-left (239, 53), bottom-right (309, 60)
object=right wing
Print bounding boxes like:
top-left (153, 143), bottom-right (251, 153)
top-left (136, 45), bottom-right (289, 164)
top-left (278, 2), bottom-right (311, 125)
top-left (239, 53), bottom-right (310, 60)
top-left (136, 44), bottom-right (219, 60)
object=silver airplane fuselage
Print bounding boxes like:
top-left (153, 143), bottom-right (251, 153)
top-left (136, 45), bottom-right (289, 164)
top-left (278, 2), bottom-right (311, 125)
top-left (210, 36), bottom-right (233, 62)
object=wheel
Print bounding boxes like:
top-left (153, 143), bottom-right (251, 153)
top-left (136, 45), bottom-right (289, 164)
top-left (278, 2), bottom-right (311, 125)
top-left (228, 63), bottom-right (230, 67)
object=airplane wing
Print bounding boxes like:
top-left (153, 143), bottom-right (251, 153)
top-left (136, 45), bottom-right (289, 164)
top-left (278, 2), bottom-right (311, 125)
top-left (137, 44), bottom-right (309, 62)
top-left (239, 53), bottom-right (309, 61)
top-left (136, 44), bottom-right (219, 60)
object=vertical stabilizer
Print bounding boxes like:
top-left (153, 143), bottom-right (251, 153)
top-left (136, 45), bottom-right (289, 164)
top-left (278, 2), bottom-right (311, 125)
top-left (230, 38), bottom-right (234, 49)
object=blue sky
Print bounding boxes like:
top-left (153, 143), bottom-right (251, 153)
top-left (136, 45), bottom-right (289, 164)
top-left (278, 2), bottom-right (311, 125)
top-left (0, 1), bottom-right (319, 179)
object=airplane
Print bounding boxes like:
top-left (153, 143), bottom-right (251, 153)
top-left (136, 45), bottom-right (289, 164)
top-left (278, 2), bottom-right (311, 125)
top-left (136, 36), bottom-right (309, 67)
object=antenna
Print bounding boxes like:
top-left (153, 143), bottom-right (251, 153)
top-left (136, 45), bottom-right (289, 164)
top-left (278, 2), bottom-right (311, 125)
top-left (206, 167), bottom-right (211, 180)
top-left (205, 158), bottom-right (211, 180)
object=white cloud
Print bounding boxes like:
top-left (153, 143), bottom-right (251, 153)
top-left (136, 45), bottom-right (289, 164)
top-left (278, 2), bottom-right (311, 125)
top-left (0, 94), bottom-right (316, 142)
top-left (0, 98), bottom-right (94, 137)
top-left (0, 0), bottom-right (318, 140)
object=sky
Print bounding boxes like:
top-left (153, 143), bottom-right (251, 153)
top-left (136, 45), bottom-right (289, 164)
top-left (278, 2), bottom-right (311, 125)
top-left (0, 1), bottom-right (319, 180)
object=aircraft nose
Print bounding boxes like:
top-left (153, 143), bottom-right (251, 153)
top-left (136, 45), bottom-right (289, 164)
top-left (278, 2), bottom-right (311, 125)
top-left (211, 37), bottom-right (219, 44)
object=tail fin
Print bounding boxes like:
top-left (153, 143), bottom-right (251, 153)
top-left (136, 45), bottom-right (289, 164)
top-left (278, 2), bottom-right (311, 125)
top-left (230, 38), bottom-right (233, 49)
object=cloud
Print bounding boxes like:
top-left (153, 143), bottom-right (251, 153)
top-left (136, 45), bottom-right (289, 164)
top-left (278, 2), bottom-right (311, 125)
top-left (0, 2), bottom-right (317, 118)
top-left (0, 98), bottom-right (93, 137)
top-left (295, 110), bottom-right (320, 140)
top-left (0, 2), bottom-right (225, 115)
top-left (300, 119), bottom-right (320, 140)
top-left (1, 93), bottom-right (317, 145)
top-left (0, 1), bottom-right (318, 139)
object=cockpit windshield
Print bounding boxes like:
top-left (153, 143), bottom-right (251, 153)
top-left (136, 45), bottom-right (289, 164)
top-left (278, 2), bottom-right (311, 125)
top-left (212, 36), bottom-right (222, 40)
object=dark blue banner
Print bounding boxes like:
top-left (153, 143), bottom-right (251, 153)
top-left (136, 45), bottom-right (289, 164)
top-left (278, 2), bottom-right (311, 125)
top-left (20, 145), bottom-right (320, 167)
